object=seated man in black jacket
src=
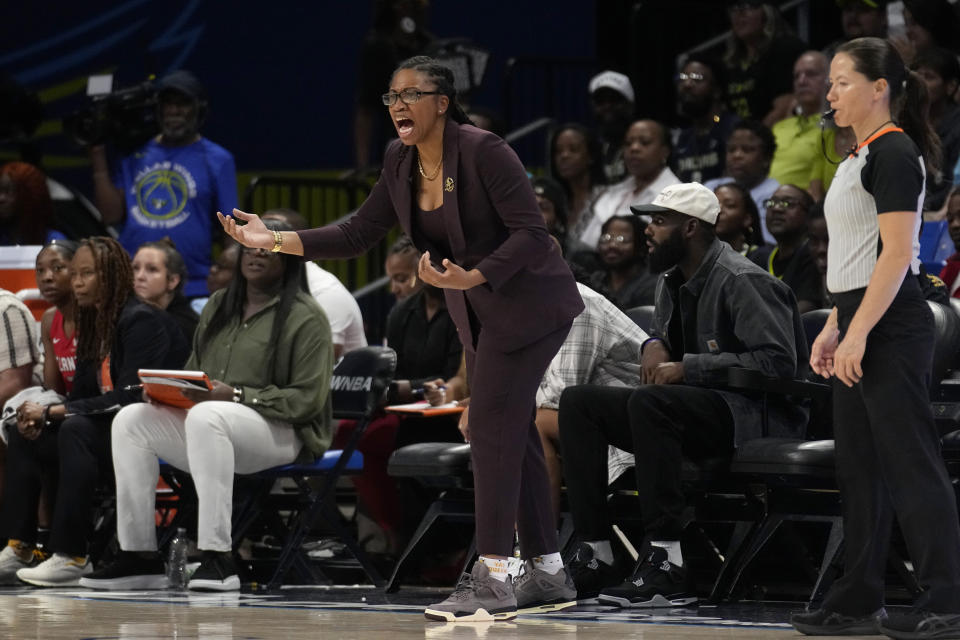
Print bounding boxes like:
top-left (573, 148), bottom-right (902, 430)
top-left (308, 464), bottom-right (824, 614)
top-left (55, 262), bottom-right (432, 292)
top-left (559, 182), bottom-right (808, 607)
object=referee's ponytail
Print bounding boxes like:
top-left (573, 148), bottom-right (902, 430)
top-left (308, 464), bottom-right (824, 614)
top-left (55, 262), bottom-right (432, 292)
top-left (836, 37), bottom-right (942, 177)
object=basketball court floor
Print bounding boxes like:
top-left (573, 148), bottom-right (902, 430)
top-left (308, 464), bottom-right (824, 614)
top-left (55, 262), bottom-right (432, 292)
top-left (0, 584), bottom-right (886, 639)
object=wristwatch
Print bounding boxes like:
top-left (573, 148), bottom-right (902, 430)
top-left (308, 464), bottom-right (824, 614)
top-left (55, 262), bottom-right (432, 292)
top-left (232, 386), bottom-right (244, 403)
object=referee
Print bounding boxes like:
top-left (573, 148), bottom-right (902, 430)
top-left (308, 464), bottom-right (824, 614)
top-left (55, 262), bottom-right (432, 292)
top-left (791, 38), bottom-right (960, 639)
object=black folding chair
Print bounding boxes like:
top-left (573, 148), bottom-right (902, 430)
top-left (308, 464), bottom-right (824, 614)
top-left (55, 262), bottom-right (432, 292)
top-left (232, 346), bottom-right (396, 590)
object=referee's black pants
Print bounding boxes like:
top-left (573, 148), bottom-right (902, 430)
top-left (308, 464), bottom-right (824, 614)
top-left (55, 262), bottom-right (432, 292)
top-left (823, 283), bottom-right (960, 615)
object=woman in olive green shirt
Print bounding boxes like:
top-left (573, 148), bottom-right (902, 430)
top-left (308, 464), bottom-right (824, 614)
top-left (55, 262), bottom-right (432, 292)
top-left (80, 220), bottom-right (334, 593)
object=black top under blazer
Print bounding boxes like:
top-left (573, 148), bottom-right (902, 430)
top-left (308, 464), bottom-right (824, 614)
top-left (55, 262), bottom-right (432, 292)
top-left (299, 122), bottom-right (584, 353)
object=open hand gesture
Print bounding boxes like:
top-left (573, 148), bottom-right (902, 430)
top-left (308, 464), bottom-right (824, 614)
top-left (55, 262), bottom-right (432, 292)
top-left (217, 209), bottom-right (273, 250)
top-left (418, 251), bottom-right (485, 291)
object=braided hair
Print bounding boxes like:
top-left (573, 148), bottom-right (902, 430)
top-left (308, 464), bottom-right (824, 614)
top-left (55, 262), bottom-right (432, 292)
top-left (198, 219), bottom-right (307, 382)
top-left (392, 56), bottom-right (473, 176)
top-left (75, 236), bottom-right (133, 362)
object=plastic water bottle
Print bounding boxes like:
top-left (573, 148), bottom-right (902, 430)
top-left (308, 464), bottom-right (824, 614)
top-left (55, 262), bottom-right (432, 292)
top-left (166, 527), bottom-right (189, 589)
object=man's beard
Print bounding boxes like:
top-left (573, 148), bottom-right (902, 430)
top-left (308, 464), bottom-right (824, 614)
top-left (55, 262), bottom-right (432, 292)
top-left (648, 227), bottom-right (686, 273)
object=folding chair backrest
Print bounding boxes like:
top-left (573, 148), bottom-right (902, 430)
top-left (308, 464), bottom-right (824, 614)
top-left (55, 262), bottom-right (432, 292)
top-left (329, 346), bottom-right (397, 421)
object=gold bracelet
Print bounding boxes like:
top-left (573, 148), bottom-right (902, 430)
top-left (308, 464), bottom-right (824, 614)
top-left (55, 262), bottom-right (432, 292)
top-left (271, 229), bottom-right (283, 252)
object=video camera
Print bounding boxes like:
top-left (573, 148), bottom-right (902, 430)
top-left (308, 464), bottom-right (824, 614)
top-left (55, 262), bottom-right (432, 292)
top-left (62, 76), bottom-right (158, 154)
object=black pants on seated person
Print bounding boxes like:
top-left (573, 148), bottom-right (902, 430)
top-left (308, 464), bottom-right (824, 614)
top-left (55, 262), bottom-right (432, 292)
top-left (0, 414), bottom-right (112, 557)
top-left (558, 384), bottom-right (734, 542)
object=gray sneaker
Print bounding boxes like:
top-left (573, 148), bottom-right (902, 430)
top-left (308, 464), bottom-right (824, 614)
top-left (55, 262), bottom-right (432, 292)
top-left (514, 561), bottom-right (578, 613)
top-left (424, 562), bottom-right (517, 622)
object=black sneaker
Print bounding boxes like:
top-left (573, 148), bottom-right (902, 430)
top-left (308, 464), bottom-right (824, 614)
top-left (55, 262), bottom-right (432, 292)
top-left (566, 542), bottom-right (629, 600)
top-left (597, 546), bottom-right (697, 608)
top-left (79, 551), bottom-right (168, 591)
top-left (187, 551), bottom-right (240, 592)
top-left (877, 609), bottom-right (960, 639)
top-left (791, 607), bottom-right (886, 636)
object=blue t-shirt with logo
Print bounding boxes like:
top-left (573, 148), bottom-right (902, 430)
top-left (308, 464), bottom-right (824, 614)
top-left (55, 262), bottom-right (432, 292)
top-left (114, 138), bottom-right (237, 297)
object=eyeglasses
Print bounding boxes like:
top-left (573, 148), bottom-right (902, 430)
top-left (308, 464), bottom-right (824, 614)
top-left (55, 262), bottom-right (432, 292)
top-left (381, 88), bottom-right (443, 106)
top-left (764, 197), bottom-right (802, 210)
top-left (676, 72), bottom-right (706, 84)
top-left (599, 233), bottom-right (634, 246)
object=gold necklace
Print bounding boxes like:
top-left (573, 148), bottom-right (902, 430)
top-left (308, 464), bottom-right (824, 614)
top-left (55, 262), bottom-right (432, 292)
top-left (417, 153), bottom-right (442, 181)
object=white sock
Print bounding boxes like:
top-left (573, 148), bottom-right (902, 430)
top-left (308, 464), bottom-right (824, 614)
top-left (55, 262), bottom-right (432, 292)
top-left (479, 556), bottom-right (509, 582)
top-left (651, 540), bottom-right (683, 567)
top-left (585, 540), bottom-right (614, 565)
top-left (531, 552), bottom-right (563, 575)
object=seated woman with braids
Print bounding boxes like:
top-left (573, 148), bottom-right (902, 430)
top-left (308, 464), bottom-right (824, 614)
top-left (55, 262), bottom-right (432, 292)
top-left (80, 219), bottom-right (334, 592)
top-left (0, 237), bottom-right (189, 587)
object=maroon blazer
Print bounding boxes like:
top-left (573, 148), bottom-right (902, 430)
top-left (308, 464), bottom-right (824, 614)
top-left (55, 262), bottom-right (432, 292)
top-left (298, 122), bottom-right (583, 353)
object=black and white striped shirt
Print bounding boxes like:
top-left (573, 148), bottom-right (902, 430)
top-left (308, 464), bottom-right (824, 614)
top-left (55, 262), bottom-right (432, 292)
top-left (824, 128), bottom-right (925, 293)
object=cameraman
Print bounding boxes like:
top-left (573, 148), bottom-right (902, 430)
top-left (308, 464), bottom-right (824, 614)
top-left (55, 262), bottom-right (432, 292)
top-left (89, 70), bottom-right (237, 298)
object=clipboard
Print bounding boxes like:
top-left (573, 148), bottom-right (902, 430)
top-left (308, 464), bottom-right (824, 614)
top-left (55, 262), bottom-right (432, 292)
top-left (385, 401), bottom-right (464, 417)
top-left (138, 369), bottom-right (213, 409)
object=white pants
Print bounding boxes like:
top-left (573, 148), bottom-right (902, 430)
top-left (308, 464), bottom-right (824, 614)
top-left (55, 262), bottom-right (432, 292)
top-left (112, 401), bottom-right (302, 552)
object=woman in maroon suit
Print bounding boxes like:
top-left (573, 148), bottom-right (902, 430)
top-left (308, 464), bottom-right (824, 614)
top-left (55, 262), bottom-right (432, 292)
top-left (220, 57), bottom-right (584, 621)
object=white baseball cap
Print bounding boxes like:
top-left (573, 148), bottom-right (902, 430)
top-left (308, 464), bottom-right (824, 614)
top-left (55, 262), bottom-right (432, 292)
top-left (630, 182), bottom-right (721, 225)
top-left (588, 70), bottom-right (635, 103)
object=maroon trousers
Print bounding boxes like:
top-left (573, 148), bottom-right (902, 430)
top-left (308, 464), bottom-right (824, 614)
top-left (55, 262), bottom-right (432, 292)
top-left (464, 319), bottom-right (572, 558)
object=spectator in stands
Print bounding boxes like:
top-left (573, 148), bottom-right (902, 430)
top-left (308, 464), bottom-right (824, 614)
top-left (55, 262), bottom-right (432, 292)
top-left (673, 55), bottom-right (739, 184)
top-left (901, 0), bottom-right (960, 60)
top-left (35, 240), bottom-right (78, 394)
top-left (531, 176), bottom-right (568, 245)
top-left (705, 120), bottom-right (780, 243)
top-left (80, 220), bottom-right (333, 592)
top-left (938, 189), bottom-right (960, 297)
top-left (824, 0), bottom-right (889, 60)
top-left (589, 71), bottom-right (635, 184)
top-left (190, 242), bottom-right (240, 315)
top-left (549, 124), bottom-right (607, 257)
top-left (588, 120), bottom-right (679, 248)
top-left (535, 282), bottom-right (646, 524)
top-left (221, 56), bottom-right (584, 622)
top-left (750, 185), bottom-right (823, 312)
top-left (723, 1), bottom-right (807, 125)
top-left (1, 237), bottom-right (189, 587)
top-left (384, 234), bottom-right (422, 303)
top-left (714, 182), bottom-right (764, 256)
top-left (132, 239), bottom-right (199, 346)
top-left (912, 47), bottom-right (960, 212)
top-left (0, 161), bottom-right (65, 246)
top-left (560, 182), bottom-right (807, 607)
top-left (89, 70), bottom-right (237, 298)
top-left (466, 106), bottom-right (505, 138)
top-left (353, 0), bottom-right (433, 171)
top-left (807, 200), bottom-right (830, 305)
top-left (769, 52), bottom-right (843, 200)
top-left (793, 36), bottom-right (960, 638)
top-left (588, 215), bottom-right (658, 309)
top-left (262, 208), bottom-right (367, 358)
